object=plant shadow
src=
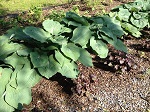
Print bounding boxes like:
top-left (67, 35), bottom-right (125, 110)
top-left (50, 73), bottom-right (75, 95)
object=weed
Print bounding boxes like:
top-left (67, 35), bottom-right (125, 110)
top-left (48, 10), bottom-right (65, 22)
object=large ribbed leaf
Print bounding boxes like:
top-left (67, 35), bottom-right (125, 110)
top-left (9, 69), bottom-right (18, 89)
top-left (130, 17), bottom-right (148, 29)
top-left (100, 26), bottom-right (117, 42)
top-left (0, 35), bottom-right (9, 46)
top-left (17, 65), bottom-right (41, 88)
top-left (61, 43), bottom-right (80, 61)
top-left (0, 42), bottom-right (20, 59)
top-left (102, 35), bottom-right (127, 53)
top-left (23, 26), bottom-right (50, 43)
top-left (43, 19), bottom-right (71, 35)
top-left (55, 50), bottom-right (70, 66)
top-left (0, 68), bottom-right (12, 96)
top-left (66, 12), bottom-right (89, 26)
top-left (38, 55), bottom-right (61, 78)
top-left (106, 18), bottom-right (124, 38)
top-left (118, 8), bottom-right (130, 22)
top-left (121, 23), bottom-right (141, 37)
top-left (5, 27), bottom-right (30, 41)
top-left (49, 35), bottom-right (68, 45)
top-left (0, 97), bottom-right (14, 112)
top-left (17, 45), bottom-right (32, 56)
top-left (59, 61), bottom-right (79, 78)
top-left (55, 51), bottom-right (79, 78)
top-left (90, 17), bottom-right (104, 24)
top-left (0, 68), bottom-right (14, 112)
top-left (98, 16), bottom-right (124, 41)
top-left (43, 19), bottom-right (62, 35)
top-left (5, 53), bottom-right (29, 68)
top-left (90, 36), bottom-right (108, 58)
top-left (71, 26), bottom-right (91, 47)
top-left (5, 85), bottom-right (32, 109)
top-left (78, 49), bottom-right (93, 67)
top-left (30, 52), bottom-right (49, 68)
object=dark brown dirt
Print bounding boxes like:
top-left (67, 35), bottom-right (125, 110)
top-left (1, 0), bottom-right (150, 112)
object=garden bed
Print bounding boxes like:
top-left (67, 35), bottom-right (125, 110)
top-left (0, 0), bottom-right (149, 112)
top-left (23, 1), bottom-right (149, 112)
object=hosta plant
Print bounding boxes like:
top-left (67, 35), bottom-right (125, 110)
top-left (0, 11), bottom-right (127, 111)
top-left (109, 0), bottom-right (150, 37)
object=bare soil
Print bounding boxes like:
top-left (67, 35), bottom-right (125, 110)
top-left (1, 0), bottom-right (150, 112)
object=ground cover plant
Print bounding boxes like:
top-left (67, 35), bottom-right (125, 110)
top-left (0, 0), bottom-right (149, 111)
top-left (109, 0), bottom-right (150, 37)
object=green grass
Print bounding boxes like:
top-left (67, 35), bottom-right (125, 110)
top-left (0, 0), bottom-right (68, 14)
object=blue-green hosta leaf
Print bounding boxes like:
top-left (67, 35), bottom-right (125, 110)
top-left (123, 0), bottom-right (144, 12)
top-left (17, 46), bottom-right (32, 56)
top-left (133, 0), bottom-right (144, 11)
top-left (124, 3), bottom-right (134, 10)
top-left (9, 70), bottom-right (18, 89)
top-left (110, 16), bottom-right (122, 27)
top-left (5, 27), bottom-right (31, 41)
top-left (55, 50), bottom-right (71, 66)
top-left (148, 14), bottom-right (150, 28)
top-left (90, 36), bottom-right (108, 58)
top-left (17, 65), bottom-right (41, 88)
top-left (124, 3), bottom-right (139, 12)
top-left (38, 55), bottom-right (61, 78)
top-left (90, 17), bottom-right (104, 24)
top-left (5, 85), bottom-right (32, 109)
top-left (133, 12), bottom-right (143, 19)
top-left (109, 12), bottom-right (118, 18)
top-left (100, 26), bottom-right (117, 42)
top-left (102, 35), bottom-right (127, 53)
top-left (95, 16), bottom-right (123, 40)
top-left (68, 21), bottom-right (82, 26)
top-left (118, 8), bottom-right (130, 22)
top-left (41, 45), bottom-right (58, 51)
top-left (23, 26), bottom-right (50, 43)
top-left (121, 23), bottom-right (141, 37)
top-left (106, 18), bottom-right (124, 37)
top-left (30, 52), bottom-right (49, 68)
top-left (0, 68), bottom-right (12, 96)
top-left (0, 68), bottom-right (14, 112)
top-left (89, 23), bottom-right (103, 31)
top-left (0, 35), bottom-right (9, 46)
top-left (71, 26), bottom-right (91, 47)
top-left (0, 42), bottom-right (20, 60)
top-left (61, 18), bottom-right (70, 25)
top-left (130, 17), bottom-right (148, 29)
top-left (59, 61), bottom-right (79, 78)
top-left (43, 19), bottom-right (62, 35)
top-left (108, 25), bottom-right (124, 38)
top-left (0, 67), bottom-right (2, 76)
top-left (66, 12), bottom-right (89, 26)
top-left (61, 43), bottom-right (80, 61)
top-left (5, 53), bottom-right (29, 68)
top-left (78, 49), bottom-right (93, 67)
top-left (50, 35), bottom-right (68, 45)
top-left (0, 97), bottom-right (14, 112)
top-left (61, 25), bottom-right (72, 33)
top-left (142, 0), bottom-right (150, 11)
